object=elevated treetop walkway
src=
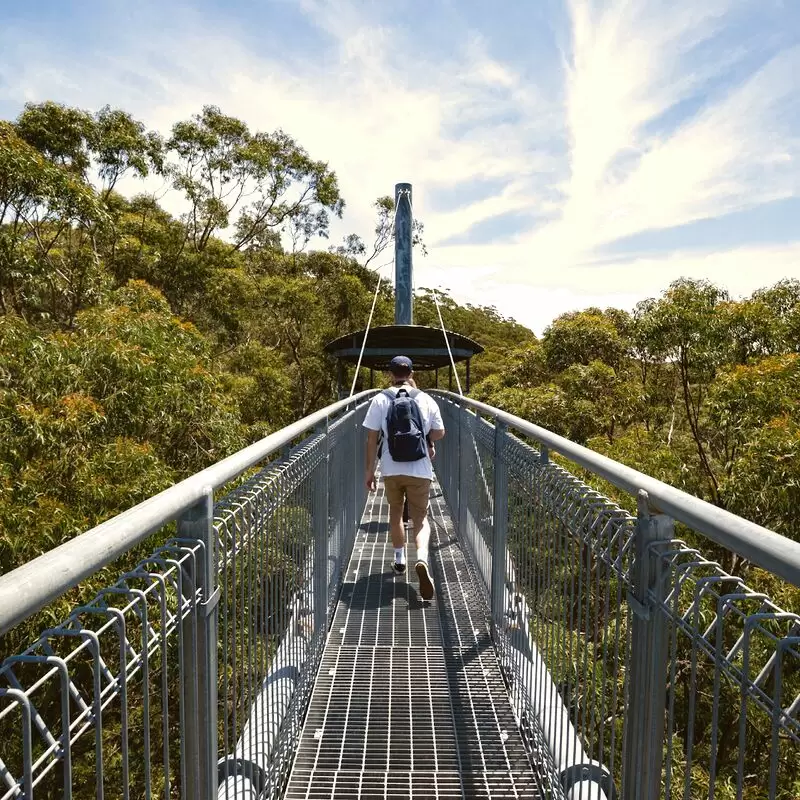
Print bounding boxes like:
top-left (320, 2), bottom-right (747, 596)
top-left (0, 181), bottom-right (798, 799)
top-left (0, 390), bottom-right (798, 799)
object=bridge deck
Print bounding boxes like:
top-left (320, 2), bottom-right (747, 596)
top-left (284, 480), bottom-right (544, 799)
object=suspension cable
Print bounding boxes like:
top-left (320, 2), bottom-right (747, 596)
top-left (404, 192), bottom-right (463, 396)
top-left (431, 286), bottom-right (463, 396)
top-left (349, 269), bottom-right (384, 397)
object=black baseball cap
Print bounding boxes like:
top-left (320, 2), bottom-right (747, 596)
top-left (389, 355), bottom-right (413, 371)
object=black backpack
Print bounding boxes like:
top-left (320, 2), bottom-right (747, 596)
top-left (383, 388), bottom-right (427, 462)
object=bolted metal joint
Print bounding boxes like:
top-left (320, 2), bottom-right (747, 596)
top-left (560, 762), bottom-right (618, 800)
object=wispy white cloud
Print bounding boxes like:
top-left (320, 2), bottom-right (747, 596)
top-left (602, 46), bottom-right (800, 237)
top-left (426, 242), bottom-right (800, 334)
top-left (21, 1), bottom-right (563, 235)
top-left (505, 0), bottom-right (799, 268)
top-left (0, 0), bottom-right (797, 332)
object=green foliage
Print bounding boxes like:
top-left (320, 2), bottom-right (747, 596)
top-left (725, 416), bottom-right (800, 536)
top-left (167, 105), bottom-right (344, 252)
top-left (477, 278), bottom-right (800, 544)
top-left (14, 101), bottom-right (95, 174)
top-left (15, 101), bottom-right (163, 195)
top-left (541, 307), bottom-right (628, 372)
top-left (0, 281), bottom-right (244, 569)
top-left (413, 288), bottom-right (536, 387)
top-left (1, 98), bottom-right (534, 582)
top-left (91, 105), bottom-right (164, 193)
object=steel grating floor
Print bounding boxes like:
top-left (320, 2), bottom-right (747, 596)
top-left (282, 480), bottom-right (545, 799)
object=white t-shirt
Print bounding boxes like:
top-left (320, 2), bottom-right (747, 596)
top-left (362, 386), bottom-right (445, 480)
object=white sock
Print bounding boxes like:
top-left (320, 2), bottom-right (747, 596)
top-left (416, 518), bottom-right (430, 565)
top-left (394, 547), bottom-right (405, 565)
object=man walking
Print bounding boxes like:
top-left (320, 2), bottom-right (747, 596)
top-left (363, 356), bottom-right (445, 600)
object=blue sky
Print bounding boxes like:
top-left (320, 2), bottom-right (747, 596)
top-left (1, 0), bottom-right (798, 332)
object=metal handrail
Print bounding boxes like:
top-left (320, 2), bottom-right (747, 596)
top-left (0, 390), bottom-right (377, 636)
top-left (432, 391), bottom-right (800, 588)
top-left (434, 392), bottom-right (799, 800)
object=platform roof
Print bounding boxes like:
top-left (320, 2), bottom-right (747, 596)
top-left (324, 324), bottom-right (484, 371)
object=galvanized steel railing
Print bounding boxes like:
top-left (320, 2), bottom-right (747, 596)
top-left (431, 391), bottom-right (800, 800)
top-left (2, 384), bottom-right (799, 800)
top-left (0, 392), bottom-right (374, 800)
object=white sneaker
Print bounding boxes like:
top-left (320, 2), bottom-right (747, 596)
top-left (415, 561), bottom-right (434, 601)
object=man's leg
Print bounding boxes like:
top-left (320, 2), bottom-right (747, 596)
top-left (383, 477), bottom-right (407, 571)
top-left (412, 515), bottom-right (431, 565)
top-left (406, 478), bottom-right (434, 600)
top-left (389, 500), bottom-right (406, 549)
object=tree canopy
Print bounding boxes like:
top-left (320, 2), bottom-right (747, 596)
top-left (2, 99), bottom-right (798, 560)
top-left (0, 100), bottom-right (528, 576)
top-left (474, 277), bottom-right (800, 547)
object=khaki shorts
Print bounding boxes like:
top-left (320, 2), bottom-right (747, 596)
top-left (383, 476), bottom-right (431, 524)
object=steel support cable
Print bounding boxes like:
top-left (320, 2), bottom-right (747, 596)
top-left (348, 270), bottom-right (384, 397)
top-left (432, 287), bottom-right (463, 395)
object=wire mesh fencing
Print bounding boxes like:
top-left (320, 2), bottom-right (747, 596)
top-left (0, 397), bottom-right (370, 800)
top-left (215, 407), bottom-right (368, 799)
top-left (433, 393), bottom-right (800, 800)
top-left (2, 383), bottom-right (797, 800)
top-left (0, 538), bottom-right (205, 800)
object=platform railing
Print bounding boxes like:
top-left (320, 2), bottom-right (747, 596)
top-left (0, 392), bottom-right (374, 800)
top-left (2, 385), bottom-right (798, 800)
top-left (432, 391), bottom-right (800, 800)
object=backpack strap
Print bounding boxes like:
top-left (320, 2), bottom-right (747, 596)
top-left (383, 386), bottom-right (421, 399)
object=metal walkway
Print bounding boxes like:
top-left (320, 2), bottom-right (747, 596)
top-left (284, 480), bottom-right (543, 799)
top-left (3, 391), bottom-right (799, 800)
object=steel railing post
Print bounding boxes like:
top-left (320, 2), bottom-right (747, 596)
top-left (622, 489), bottom-right (673, 800)
top-left (353, 404), bottom-right (360, 546)
top-left (178, 487), bottom-right (218, 800)
top-left (491, 419), bottom-right (509, 636)
top-left (314, 418), bottom-right (331, 634)
top-left (457, 402), bottom-right (468, 538)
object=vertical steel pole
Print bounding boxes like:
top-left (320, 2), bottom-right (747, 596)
top-left (457, 403), bottom-right (468, 539)
top-left (353, 407), bottom-right (360, 548)
top-left (622, 490), bottom-right (673, 800)
top-left (178, 487), bottom-right (218, 800)
top-left (466, 359), bottom-right (471, 394)
top-left (394, 182), bottom-right (413, 325)
top-left (491, 420), bottom-right (509, 636)
top-left (314, 419), bottom-right (330, 633)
